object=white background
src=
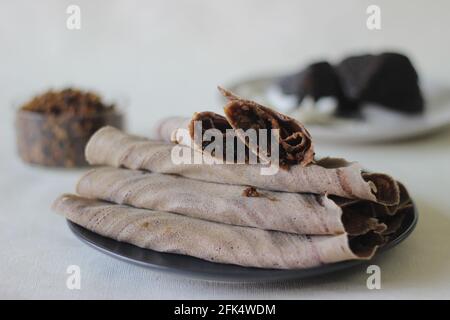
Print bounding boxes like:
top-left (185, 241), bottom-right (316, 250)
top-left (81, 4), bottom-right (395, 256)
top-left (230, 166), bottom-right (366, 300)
top-left (1, 0), bottom-right (450, 299)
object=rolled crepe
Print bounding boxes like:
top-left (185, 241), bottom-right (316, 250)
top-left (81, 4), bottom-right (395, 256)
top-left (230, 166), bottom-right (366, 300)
top-left (85, 126), bottom-right (400, 205)
top-left (154, 88), bottom-right (314, 168)
top-left (219, 86), bottom-right (315, 167)
top-left (154, 112), bottom-right (229, 146)
top-left (53, 194), bottom-right (385, 269)
top-left (76, 167), bottom-right (392, 235)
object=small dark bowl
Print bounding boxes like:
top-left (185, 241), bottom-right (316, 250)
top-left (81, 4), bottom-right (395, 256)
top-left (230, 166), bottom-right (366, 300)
top-left (15, 109), bottom-right (123, 167)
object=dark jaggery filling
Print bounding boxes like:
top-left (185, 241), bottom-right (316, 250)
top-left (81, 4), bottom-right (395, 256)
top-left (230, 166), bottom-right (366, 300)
top-left (17, 88), bottom-right (121, 167)
top-left (190, 112), bottom-right (231, 151)
top-left (232, 106), bottom-right (276, 158)
top-left (189, 112), bottom-right (251, 162)
top-left (362, 173), bottom-right (400, 206)
top-left (349, 231), bottom-right (385, 258)
top-left (21, 88), bottom-right (114, 116)
top-left (242, 186), bottom-right (278, 201)
top-left (225, 101), bottom-right (314, 167)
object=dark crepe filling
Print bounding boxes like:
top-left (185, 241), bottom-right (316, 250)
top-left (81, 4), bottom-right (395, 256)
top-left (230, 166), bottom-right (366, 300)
top-left (242, 186), bottom-right (261, 197)
top-left (185, 88), bottom-right (408, 259)
top-left (349, 232), bottom-right (386, 258)
top-left (341, 201), bottom-right (386, 236)
top-left (242, 186), bottom-right (278, 201)
top-left (219, 87), bottom-right (314, 168)
top-left (305, 158), bottom-right (401, 206)
top-left (344, 194), bottom-right (413, 257)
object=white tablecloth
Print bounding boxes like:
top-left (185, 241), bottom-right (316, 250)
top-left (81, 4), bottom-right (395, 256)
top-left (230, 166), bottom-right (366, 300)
top-left (1, 114), bottom-right (450, 299)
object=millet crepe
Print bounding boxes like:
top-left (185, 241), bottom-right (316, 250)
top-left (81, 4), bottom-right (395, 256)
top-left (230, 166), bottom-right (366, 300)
top-left (54, 194), bottom-right (387, 269)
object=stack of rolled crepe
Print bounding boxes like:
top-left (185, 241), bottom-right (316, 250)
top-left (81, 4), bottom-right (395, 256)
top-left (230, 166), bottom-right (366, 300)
top-left (53, 88), bottom-right (413, 269)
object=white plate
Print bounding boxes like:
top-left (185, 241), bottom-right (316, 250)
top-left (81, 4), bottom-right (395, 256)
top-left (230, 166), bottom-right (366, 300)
top-left (226, 75), bottom-right (450, 143)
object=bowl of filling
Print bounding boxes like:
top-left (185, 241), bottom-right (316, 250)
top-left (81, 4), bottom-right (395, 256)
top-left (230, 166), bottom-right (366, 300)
top-left (15, 88), bottom-right (124, 167)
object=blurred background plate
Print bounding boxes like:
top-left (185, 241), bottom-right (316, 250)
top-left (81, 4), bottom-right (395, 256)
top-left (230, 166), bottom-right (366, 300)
top-left (227, 76), bottom-right (450, 143)
top-left (67, 203), bottom-right (418, 283)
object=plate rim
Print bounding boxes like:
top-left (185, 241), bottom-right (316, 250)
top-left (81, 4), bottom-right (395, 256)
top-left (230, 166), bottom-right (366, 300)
top-left (66, 203), bottom-right (418, 283)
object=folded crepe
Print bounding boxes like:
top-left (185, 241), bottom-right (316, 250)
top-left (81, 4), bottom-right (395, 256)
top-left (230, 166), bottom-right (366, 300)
top-left (219, 86), bottom-right (315, 167)
top-left (77, 167), bottom-right (411, 235)
top-left (85, 126), bottom-right (400, 205)
top-left (53, 194), bottom-right (388, 269)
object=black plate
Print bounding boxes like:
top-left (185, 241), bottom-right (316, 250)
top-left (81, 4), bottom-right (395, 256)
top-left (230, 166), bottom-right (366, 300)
top-left (67, 204), bottom-right (418, 282)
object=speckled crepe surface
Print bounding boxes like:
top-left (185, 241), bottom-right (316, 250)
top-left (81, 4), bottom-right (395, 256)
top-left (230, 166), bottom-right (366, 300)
top-left (53, 194), bottom-right (372, 269)
top-left (76, 167), bottom-right (346, 235)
